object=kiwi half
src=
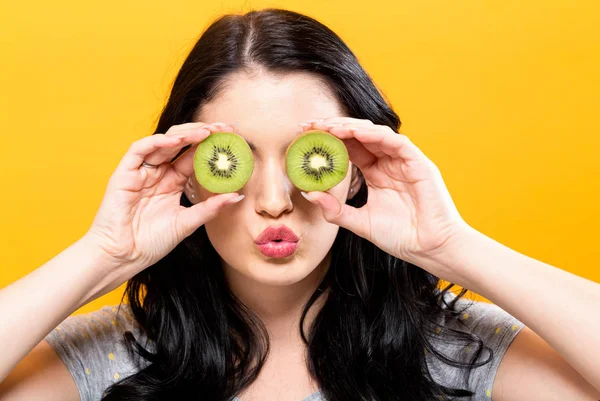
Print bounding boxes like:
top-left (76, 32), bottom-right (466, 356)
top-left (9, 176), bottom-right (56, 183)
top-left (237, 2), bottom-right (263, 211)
top-left (285, 130), bottom-right (349, 192)
top-left (193, 131), bottom-right (254, 193)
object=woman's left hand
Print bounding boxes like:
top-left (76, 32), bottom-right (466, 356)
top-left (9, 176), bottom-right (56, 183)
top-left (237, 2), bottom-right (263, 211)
top-left (299, 117), bottom-right (470, 267)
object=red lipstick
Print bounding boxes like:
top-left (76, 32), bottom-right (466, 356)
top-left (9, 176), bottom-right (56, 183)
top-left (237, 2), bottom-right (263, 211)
top-left (254, 225), bottom-right (299, 258)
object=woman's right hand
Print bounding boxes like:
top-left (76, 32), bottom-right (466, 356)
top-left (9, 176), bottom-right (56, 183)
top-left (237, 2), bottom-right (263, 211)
top-left (83, 121), bottom-right (244, 280)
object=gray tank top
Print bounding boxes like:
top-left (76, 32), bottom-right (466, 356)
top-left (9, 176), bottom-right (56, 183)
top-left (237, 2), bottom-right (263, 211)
top-left (45, 291), bottom-right (523, 401)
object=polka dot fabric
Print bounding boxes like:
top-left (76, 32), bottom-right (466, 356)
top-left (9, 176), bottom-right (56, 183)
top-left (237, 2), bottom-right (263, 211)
top-left (44, 304), bottom-right (153, 401)
top-left (45, 291), bottom-right (524, 401)
top-left (425, 291), bottom-right (525, 400)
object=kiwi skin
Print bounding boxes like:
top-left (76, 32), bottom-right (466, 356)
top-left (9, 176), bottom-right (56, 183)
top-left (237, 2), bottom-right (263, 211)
top-left (193, 131), bottom-right (254, 194)
top-left (285, 130), bottom-right (349, 192)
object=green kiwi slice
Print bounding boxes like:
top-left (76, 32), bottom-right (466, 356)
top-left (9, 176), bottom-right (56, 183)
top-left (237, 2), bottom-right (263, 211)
top-left (285, 130), bottom-right (349, 192)
top-left (193, 131), bottom-right (254, 193)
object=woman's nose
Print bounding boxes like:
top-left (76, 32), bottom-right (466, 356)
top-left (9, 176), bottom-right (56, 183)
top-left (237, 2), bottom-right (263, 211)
top-left (255, 159), bottom-right (294, 218)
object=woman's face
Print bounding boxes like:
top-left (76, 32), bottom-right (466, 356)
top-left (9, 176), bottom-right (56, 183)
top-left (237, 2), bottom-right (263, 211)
top-left (186, 70), bottom-right (355, 288)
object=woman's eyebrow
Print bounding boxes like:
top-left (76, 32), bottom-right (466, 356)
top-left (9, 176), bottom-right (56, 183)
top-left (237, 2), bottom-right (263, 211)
top-left (239, 136), bottom-right (297, 152)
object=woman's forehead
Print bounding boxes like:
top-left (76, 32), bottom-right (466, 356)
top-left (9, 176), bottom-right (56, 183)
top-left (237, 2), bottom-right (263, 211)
top-left (194, 72), bottom-right (344, 147)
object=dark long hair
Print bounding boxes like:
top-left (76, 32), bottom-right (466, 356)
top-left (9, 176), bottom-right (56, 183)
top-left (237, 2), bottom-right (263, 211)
top-left (102, 8), bottom-right (492, 401)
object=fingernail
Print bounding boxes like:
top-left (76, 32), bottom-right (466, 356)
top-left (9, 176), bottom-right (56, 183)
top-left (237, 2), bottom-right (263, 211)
top-left (307, 118), bottom-right (324, 124)
top-left (298, 123), bottom-right (311, 128)
top-left (225, 194), bottom-right (245, 204)
top-left (301, 191), bottom-right (316, 202)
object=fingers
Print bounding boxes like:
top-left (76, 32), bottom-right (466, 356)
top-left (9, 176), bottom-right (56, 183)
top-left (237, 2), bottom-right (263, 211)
top-left (299, 118), bottom-right (372, 134)
top-left (144, 122), bottom-right (236, 167)
top-left (301, 191), bottom-right (369, 240)
top-left (342, 138), bottom-right (377, 171)
top-left (306, 119), bottom-right (426, 162)
top-left (350, 127), bottom-right (426, 161)
top-left (175, 193), bottom-right (245, 238)
top-left (301, 117), bottom-right (374, 127)
top-left (116, 122), bottom-right (236, 174)
top-left (118, 134), bottom-right (186, 172)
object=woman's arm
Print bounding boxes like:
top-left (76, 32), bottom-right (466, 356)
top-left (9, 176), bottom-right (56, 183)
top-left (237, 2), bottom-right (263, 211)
top-left (420, 224), bottom-right (600, 393)
top-left (0, 235), bottom-right (123, 383)
top-left (494, 326), bottom-right (599, 400)
top-left (298, 118), bottom-right (600, 396)
top-left (0, 124), bottom-right (238, 390)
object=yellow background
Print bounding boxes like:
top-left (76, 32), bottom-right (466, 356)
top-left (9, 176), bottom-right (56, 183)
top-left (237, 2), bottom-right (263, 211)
top-left (1, 0), bottom-right (598, 315)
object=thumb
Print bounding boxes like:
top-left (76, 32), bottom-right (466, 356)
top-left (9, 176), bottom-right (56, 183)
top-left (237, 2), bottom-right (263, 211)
top-left (301, 191), bottom-right (366, 238)
top-left (176, 193), bottom-right (245, 238)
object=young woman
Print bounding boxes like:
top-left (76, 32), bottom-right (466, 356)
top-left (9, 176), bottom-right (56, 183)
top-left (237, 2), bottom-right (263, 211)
top-left (0, 8), bottom-right (598, 401)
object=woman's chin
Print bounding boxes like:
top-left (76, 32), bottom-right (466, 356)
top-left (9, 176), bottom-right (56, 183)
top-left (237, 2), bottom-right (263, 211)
top-left (245, 263), bottom-right (314, 287)
top-left (219, 249), bottom-right (330, 289)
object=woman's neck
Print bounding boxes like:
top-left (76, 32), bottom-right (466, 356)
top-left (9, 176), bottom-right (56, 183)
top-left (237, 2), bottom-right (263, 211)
top-left (222, 255), bottom-right (330, 343)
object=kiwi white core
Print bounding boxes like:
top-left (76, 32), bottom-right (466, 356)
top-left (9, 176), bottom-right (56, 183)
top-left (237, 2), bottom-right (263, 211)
top-left (216, 154), bottom-right (231, 171)
top-left (309, 154), bottom-right (329, 170)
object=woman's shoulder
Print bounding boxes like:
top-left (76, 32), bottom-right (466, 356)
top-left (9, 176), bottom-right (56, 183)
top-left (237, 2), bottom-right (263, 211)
top-left (426, 290), bottom-right (525, 400)
top-left (435, 289), bottom-right (524, 334)
top-left (44, 303), bottom-right (152, 401)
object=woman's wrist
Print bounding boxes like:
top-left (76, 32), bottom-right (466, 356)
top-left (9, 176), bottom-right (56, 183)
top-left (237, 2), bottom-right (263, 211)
top-left (410, 223), bottom-right (485, 290)
top-left (0, 235), bottom-right (128, 381)
top-left (72, 234), bottom-right (132, 309)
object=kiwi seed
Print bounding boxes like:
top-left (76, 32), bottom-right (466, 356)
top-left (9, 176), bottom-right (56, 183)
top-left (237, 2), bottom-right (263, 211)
top-left (193, 131), bottom-right (254, 193)
top-left (285, 130), bottom-right (349, 192)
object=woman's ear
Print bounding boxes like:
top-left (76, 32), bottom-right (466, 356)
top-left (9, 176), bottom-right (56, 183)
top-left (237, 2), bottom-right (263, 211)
top-left (184, 178), bottom-right (197, 204)
top-left (348, 164), bottom-right (363, 200)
